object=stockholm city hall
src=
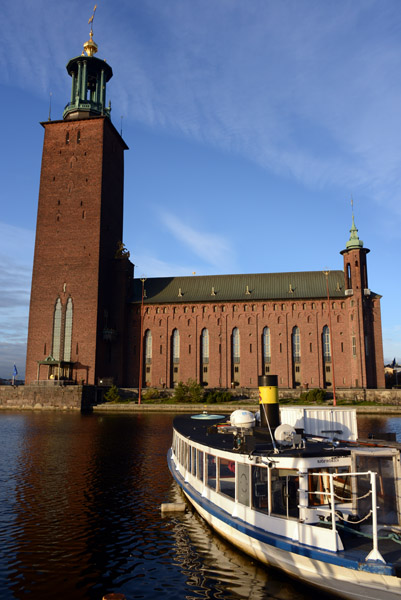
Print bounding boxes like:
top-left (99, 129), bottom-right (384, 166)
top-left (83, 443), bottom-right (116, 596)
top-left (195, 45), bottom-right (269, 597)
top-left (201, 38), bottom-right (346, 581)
top-left (25, 26), bottom-right (385, 391)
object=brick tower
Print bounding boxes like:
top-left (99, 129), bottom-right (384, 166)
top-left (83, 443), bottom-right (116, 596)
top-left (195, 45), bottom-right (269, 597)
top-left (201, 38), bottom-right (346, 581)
top-left (340, 217), bottom-right (385, 389)
top-left (25, 27), bottom-right (132, 385)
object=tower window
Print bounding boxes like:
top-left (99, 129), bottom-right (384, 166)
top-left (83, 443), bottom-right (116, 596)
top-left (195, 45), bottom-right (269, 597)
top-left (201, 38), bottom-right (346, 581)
top-left (292, 326), bottom-right (301, 362)
top-left (52, 298), bottom-right (62, 361)
top-left (77, 130), bottom-right (81, 144)
top-left (66, 132), bottom-right (69, 144)
top-left (64, 298), bottom-right (73, 362)
top-left (263, 327), bottom-right (271, 364)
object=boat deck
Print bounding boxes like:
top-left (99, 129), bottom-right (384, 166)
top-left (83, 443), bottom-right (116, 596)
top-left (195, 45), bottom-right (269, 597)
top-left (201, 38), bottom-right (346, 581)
top-left (174, 413), bottom-right (352, 458)
top-left (335, 525), bottom-right (401, 571)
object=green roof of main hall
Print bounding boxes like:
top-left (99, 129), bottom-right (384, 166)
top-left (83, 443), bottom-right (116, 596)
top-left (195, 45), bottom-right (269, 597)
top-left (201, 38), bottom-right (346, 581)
top-left (130, 270), bottom-right (346, 304)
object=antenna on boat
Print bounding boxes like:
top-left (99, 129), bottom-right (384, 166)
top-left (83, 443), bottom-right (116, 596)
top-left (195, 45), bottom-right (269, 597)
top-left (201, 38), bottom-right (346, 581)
top-left (262, 403), bottom-right (279, 453)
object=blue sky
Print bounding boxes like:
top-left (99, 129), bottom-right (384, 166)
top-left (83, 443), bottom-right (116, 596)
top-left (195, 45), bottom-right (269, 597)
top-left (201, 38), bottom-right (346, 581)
top-left (1, 0), bottom-right (401, 379)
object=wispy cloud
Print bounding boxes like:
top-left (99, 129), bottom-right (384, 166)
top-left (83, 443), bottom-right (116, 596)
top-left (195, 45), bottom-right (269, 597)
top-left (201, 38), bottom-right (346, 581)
top-left (110, 1), bottom-right (401, 214)
top-left (132, 255), bottom-right (201, 279)
top-left (159, 210), bottom-right (234, 270)
top-left (3, 0), bottom-right (401, 218)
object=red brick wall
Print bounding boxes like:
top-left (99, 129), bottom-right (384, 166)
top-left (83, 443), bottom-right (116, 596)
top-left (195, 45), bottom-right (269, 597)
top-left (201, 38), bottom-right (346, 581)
top-left (126, 294), bottom-right (385, 390)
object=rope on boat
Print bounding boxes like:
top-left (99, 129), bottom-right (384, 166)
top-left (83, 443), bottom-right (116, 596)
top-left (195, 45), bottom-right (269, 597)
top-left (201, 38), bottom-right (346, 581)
top-left (333, 490), bottom-right (372, 502)
top-left (336, 521), bottom-right (401, 544)
top-left (335, 510), bottom-right (372, 525)
top-left (308, 489), bottom-right (371, 502)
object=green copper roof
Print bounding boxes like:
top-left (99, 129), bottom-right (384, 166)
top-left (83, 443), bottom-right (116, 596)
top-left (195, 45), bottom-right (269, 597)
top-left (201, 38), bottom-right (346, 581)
top-left (131, 270), bottom-right (346, 304)
top-left (345, 216), bottom-right (364, 250)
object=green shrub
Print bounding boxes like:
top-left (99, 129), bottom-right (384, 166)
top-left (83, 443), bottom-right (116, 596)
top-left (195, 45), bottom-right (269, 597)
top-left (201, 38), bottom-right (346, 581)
top-left (103, 384), bottom-right (121, 403)
top-left (204, 390), bottom-right (233, 404)
top-left (172, 379), bottom-right (204, 403)
top-left (142, 387), bottom-right (161, 402)
top-left (299, 388), bottom-right (326, 404)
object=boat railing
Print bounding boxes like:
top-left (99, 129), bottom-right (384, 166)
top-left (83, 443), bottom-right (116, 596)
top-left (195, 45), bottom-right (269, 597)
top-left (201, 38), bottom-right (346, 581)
top-left (310, 470), bottom-right (385, 563)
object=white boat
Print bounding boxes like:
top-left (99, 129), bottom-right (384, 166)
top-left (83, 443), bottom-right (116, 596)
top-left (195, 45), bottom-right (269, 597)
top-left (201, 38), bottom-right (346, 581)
top-left (167, 381), bottom-right (401, 599)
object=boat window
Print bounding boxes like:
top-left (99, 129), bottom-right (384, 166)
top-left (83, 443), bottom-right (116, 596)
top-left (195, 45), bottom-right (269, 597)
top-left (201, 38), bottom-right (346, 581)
top-left (206, 454), bottom-right (216, 490)
top-left (183, 442), bottom-right (189, 470)
top-left (237, 463), bottom-right (250, 506)
top-left (188, 444), bottom-right (192, 473)
top-left (271, 469), bottom-right (299, 519)
top-left (179, 439), bottom-right (184, 465)
top-left (308, 467), bottom-right (351, 507)
top-left (191, 447), bottom-right (197, 477)
top-left (218, 458), bottom-right (235, 499)
top-left (197, 451), bottom-right (204, 481)
top-left (252, 466), bottom-right (268, 512)
top-left (179, 441), bottom-right (184, 467)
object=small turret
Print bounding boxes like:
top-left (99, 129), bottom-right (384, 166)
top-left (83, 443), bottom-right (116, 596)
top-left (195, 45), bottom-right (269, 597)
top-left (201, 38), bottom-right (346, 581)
top-left (340, 215), bottom-right (370, 294)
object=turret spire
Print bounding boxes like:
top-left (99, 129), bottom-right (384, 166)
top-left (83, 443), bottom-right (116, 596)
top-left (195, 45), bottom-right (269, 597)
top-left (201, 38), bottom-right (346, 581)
top-left (345, 215), bottom-right (364, 250)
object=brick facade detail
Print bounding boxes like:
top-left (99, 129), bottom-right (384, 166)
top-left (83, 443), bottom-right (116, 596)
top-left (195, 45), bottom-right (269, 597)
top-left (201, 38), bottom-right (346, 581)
top-left (127, 285), bottom-right (385, 390)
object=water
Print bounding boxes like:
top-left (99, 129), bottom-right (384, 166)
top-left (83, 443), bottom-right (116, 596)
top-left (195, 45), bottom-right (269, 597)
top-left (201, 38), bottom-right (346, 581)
top-left (0, 410), bottom-right (399, 600)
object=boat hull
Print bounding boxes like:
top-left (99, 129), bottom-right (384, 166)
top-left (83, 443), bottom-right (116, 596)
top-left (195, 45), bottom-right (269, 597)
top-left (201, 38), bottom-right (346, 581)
top-left (168, 450), bottom-right (401, 600)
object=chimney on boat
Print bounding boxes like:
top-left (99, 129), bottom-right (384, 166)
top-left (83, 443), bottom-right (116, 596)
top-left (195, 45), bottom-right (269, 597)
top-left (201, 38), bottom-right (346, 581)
top-left (258, 375), bottom-right (280, 430)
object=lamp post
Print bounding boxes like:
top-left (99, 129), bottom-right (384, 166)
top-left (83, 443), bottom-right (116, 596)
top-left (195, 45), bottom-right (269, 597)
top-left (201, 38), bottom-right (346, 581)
top-left (138, 277), bottom-right (146, 405)
top-left (323, 271), bottom-right (337, 406)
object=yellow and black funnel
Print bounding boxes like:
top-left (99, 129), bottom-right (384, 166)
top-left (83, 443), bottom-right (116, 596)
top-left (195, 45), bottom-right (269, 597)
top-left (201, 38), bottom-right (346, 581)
top-left (258, 375), bottom-right (280, 430)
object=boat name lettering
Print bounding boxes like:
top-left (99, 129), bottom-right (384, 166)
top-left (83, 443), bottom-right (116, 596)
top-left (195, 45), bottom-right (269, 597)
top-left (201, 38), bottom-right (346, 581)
top-left (316, 457), bottom-right (339, 464)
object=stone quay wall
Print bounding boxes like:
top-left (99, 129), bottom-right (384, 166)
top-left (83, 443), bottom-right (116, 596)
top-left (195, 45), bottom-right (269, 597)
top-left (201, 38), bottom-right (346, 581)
top-left (0, 385), bottom-right (401, 411)
top-left (0, 385), bottom-right (99, 410)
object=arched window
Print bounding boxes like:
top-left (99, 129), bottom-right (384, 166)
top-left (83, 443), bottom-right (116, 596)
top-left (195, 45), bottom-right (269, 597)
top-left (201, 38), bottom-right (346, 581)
top-left (145, 330), bottom-right (152, 364)
top-left (52, 298), bottom-right (62, 360)
top-left (263, 327), bottom-right (271, 364)
top-left (64, 298), bottom-right (73, 361)
top-left (292, 326), bottom-right (300, 363)
top-left (347, 263), bottom-right (352, 289)
top-left (323, 326), bottom-right (331, 361)
top-left (232, 328), bottom-right (240, 363)
top-left (201, 328), bottom-right (209, 363)
top-left (172, 329), bottom-right (180, 363)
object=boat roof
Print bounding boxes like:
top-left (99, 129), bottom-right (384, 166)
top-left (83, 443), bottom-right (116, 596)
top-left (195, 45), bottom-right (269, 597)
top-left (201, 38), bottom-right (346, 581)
top-left (173, 414), bottom-right (353, 459)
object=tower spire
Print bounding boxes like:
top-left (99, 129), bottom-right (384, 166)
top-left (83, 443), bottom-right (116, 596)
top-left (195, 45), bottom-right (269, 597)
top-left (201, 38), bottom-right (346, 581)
top-left (84, 5), bottom-right (98, 57)
top-left (63, 7), bottom-right (112, 121)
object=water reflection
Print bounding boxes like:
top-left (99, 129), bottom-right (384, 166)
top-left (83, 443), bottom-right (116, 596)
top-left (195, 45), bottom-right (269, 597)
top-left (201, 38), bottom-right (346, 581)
top-left (357, 414), bottom-right (401, 441)
top-left (167, 485), bottom-right (331, 600)
top-left (0, 410), bottom-right (398, 600)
